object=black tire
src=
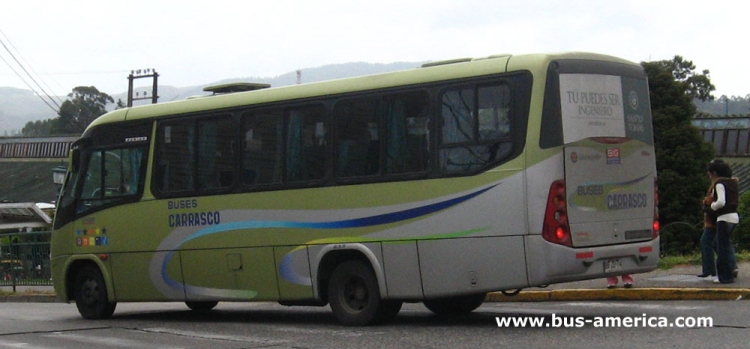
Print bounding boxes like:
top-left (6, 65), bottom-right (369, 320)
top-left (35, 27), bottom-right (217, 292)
top-left (328, 260), bottom-right (402, 326)
top-left (73, 265), bottom-right (116, 319)
top-left (186, 301), bottom-right (219, 311)
top-left (377, 299), bottom-right (403, 323)
top-left (423, 293), bottom-right (487, 316)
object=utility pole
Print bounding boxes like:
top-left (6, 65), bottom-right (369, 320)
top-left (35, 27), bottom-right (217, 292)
top-left (127, 69), bottom-right (159, 107)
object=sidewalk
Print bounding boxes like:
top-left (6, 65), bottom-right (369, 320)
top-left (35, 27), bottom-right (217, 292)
top-left (487, 261), bottom-right (750, 302)
top-left (3, 262), bottom-right (750, 303)
top-left (0, 285), bottom-right (57, 302)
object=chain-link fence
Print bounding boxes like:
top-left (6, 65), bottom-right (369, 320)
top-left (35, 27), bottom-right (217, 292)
top-left (1, 231), bottom-right (52, 291)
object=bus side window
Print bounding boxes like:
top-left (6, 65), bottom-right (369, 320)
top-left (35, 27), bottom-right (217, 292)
top-left (478, 85), bottom-right (511, 140)
top-left (287, 106), bottom-right (327, 182)
top-left (439, 83), bottom-right (513, 174)
top-left (156, 122), bottom-right (194, 193)
top-left (334, 98), bottom-right (379, 178)
top-left (241, 110), bottom-right (284, 186)
top-left (384, 91), bottom-right (430, 175)
top-left (197, 116), bottom-right (235, 190)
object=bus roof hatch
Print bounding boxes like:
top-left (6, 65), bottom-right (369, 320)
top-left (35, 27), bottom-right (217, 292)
top-left (203, 82), bottom-right (271, 95)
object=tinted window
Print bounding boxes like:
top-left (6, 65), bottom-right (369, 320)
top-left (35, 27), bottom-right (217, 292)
top-left (240, 105), bottom-right (327, 187)
top-left (440, 83), bottom-right (512, 174)
top-left (242, 109), bottom-right (284, 185)
top-left (286, 106), bottom-right (327, 182)
top-left (155, 115), bottom-right (235, 194)
top-left (384, 92), bottom-right (430, 174)
top-left (334, 91), bottom-right (430, 179)
top-left (334, 98), bottom-right (379, 178)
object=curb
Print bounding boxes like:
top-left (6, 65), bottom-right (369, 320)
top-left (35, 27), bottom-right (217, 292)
top-left (486, 288), bottom-right (750, 302)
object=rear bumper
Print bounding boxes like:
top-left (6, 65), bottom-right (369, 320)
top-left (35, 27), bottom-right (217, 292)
top-left (524, 235), bottom-right (659, 286)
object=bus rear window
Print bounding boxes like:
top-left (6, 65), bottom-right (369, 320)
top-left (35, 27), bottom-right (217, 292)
top-left (540, 61), bottom-right (653, 148)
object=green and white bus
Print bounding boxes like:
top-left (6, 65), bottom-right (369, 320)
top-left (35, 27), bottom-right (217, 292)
top-left (51, 52), bottom-right (659, 326)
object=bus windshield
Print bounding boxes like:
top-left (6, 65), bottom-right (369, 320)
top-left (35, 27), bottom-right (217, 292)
top-left (54, 122), bottom-right (151, 229)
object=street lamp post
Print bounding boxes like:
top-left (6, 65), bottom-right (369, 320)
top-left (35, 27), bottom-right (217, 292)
top-left (51, 165), bottom-right (67, 201)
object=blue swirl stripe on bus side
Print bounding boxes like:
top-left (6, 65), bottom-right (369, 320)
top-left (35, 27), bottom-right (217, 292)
top-left (183, 184), bottom-right (496, 244)
top-left (160, 184), bottom-right (498, 296)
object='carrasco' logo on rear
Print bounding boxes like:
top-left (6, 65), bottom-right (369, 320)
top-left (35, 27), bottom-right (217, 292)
top-left (606, 193), bottom-right (648, 210)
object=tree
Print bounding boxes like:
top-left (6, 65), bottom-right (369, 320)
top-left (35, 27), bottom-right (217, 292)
top-left (654, 56), bottom-right (716, 102)
top-left (115, 98), bottom-right (127, 110)
top-left (21, 118), bottom-right (58, 137)
top-left (735, 191), bottom-right (750, 252)
top-left (642, 56), bottom-right (716, 255)
top-left (55, 86), bottom-right (113, 134)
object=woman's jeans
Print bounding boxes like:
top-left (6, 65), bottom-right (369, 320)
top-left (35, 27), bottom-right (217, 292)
top-left (716, 221), bottom-right (737, 282)
top-left (700, 226), bottom-right (737, 277)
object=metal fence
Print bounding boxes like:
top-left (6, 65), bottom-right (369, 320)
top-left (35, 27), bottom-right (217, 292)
top-left (0, 231), bottom-right (52, 291)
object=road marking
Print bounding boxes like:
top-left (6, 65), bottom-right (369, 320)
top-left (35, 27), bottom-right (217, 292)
top-left (561, 302), bottom-right (708, 310)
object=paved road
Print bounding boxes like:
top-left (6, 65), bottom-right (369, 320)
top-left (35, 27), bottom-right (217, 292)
top-left (0, 300), bottom-right (747, 348)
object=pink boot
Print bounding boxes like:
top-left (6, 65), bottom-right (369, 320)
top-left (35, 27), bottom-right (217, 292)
top-left (606, 276), bottom-right (618, 289)
top-left (622, 275), bottom-right (634, 288)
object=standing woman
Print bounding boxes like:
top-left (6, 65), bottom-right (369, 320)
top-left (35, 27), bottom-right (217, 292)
top-left (706, 160), bottom-right (739, 284)
top-left (698, 181), bottom-right (719, 280)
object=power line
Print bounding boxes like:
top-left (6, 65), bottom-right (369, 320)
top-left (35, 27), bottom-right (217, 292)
top-left (0, 53), bottom-right (59, 114)
top-left (0, 33), bottom-right (62, 111)
top-left (0, 29), bottom-right (64, 105)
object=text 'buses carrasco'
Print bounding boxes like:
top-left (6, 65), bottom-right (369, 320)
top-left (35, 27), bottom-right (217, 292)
top-left (51, 52), bottom-right (658, 326)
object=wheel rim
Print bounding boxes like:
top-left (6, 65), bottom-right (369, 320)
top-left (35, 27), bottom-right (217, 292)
top-left (81, 277), bottom-right (101, 307)
top-left (342, 275), bottom-right (369, 312)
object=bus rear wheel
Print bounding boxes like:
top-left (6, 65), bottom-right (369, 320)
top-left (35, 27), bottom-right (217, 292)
top-left (423, 293), bottom-right (487, 316)
top-left (73, 265), bottom-right (117, 319)
top-left (328, 260), bottom-right (402, 326)
top-left (186, 301), bottom-right (219, 311)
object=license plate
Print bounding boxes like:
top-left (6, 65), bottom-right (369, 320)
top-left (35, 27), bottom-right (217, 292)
top-left (604, 259), bottom-right (622, 273)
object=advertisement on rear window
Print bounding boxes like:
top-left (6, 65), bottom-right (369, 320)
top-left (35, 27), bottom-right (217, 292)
top-left (560, 74), bottom-right (652, 145)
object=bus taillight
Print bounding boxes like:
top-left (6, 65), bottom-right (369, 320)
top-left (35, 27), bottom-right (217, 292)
top-left (653, 178), bottom-right (659, 239)
top-left (543, 180), bottom-right (571, 247)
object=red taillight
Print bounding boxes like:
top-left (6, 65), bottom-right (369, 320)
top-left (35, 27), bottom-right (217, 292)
top-left (653, 178), bottom-right (659, 239)
top-left (543, 180), bottom-right (571, 247)
top-left (555, 227), bottom-right (566, 240)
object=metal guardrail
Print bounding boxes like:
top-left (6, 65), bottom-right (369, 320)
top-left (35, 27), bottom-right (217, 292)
top-left (0, 231), bottom-right (52, 292)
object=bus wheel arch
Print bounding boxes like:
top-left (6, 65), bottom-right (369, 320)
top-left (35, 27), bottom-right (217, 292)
top-left (326, 259), bottom-right (402, 326)
top-left (315, 246), bottom-right (401, 326)
top-left (64, 259), bottom-right (109, 302)
top-left (71, 263), bottom-right (117, 319)
top-left (315, 245), bottom-right (386, 304)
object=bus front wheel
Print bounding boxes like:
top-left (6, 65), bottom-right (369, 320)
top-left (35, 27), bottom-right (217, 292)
top-left (73, 265), bottom-right (117, 319)
top-left (328, 260), bottom-right (402, 326)
top-left (423, 293), bottom-right (487, 316)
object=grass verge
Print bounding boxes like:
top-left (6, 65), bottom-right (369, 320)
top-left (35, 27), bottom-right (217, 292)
top-left (659, 250), bottom-right (750, 269)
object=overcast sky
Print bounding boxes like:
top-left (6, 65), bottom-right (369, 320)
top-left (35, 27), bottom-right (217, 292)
top-left (1, 0), bottom-right (747, 99)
